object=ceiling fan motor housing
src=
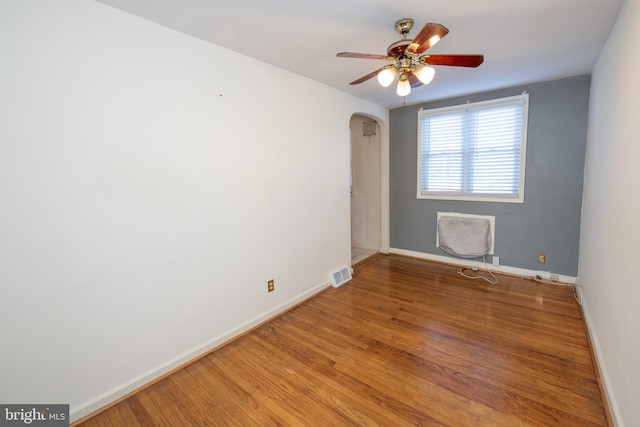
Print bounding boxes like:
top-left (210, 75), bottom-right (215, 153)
top-left (388, 18), bottom-right (415, 57)
top-left (387, 40), bottom-right (411, 57)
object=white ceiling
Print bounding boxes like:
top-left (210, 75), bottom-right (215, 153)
top-left (94, 0), bottom-right (624, 109)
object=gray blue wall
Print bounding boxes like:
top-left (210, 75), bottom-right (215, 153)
top-left (389, 75), bottom-right (590, 276)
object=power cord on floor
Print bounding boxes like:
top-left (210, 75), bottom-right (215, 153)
top-left (457, 255), bottom-right (498, 285)
top-left (532, 275), bottom-right (582, 305)
top-left (456, 259), bottom-right (582, 305)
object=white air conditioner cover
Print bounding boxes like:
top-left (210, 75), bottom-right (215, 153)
top-left (437, 216), bottom-right (492, 258)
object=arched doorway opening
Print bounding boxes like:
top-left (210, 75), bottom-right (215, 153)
top-left (350, 114), bottom-right (382, 265)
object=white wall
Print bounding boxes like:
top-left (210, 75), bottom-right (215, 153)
top-left (578, 0), bottom-right (640, 425)
top-left (350, 115), bottom-right (381, 251)
top-left (0, 0), bottom-right (387, 421)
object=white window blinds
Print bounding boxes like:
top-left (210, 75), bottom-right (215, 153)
top-left (417, 94), bottom-right (528, 203)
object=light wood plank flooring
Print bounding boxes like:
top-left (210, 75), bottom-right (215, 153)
top-left (77, 254), bottom-right (608, 426)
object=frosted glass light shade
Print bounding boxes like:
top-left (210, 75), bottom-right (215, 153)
top-left (396, 74), bottom-right (411, 97)
top-left (377, 67), bottom-right (397, 87)
top-left (414, 65), bottom-right (435, 85)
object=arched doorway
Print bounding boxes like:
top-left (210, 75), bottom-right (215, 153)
top-left (350, 114), bottom-right (382, 265)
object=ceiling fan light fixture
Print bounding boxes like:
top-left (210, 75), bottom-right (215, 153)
top-left (377, 66), bottom-right (398, 87)
top-left (414, 65), bottom-right (435, 85)
top-left (397, 73), bottom-right (411, 97)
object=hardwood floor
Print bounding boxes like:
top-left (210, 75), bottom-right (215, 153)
top-left (77, 254), bottom-right (608, 426)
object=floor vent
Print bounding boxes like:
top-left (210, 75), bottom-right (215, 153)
top-left (330, 266), bottom-right (352, 288)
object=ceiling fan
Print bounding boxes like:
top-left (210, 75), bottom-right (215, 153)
top-left (337, 18), bottom-right (484, 97)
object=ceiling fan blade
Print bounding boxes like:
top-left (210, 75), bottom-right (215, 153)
top-left (406, 72), bottom-right (423, 88)
top-left (337, 52), bottom-right (394, 61)
top-left (421, 54), bottom-right (485, 67)
top-left (349, 66), bottom-right (388, 85)
top-left (406, 23), bottom-right (449, 55)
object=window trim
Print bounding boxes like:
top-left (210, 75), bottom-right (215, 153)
top-left (416, 93), bottom-right (529, 203)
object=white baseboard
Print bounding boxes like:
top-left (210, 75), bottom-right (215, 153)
top-left (578, 290), bottom-right (623, 426)
top-left (70, 281), bottom-right (331, 423)
top-left (389, 247), bottom-right (577, 284)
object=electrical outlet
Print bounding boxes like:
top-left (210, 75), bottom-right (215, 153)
top-left (492, 256), bottom-right (500, 266)
top-left (537, 253), bottom-right (546, 263)
top-left (550, 274), bottom-right (559, 282)
top-left (267, 280), bottom-right (274, 292)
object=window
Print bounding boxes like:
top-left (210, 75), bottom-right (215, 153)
top-left (417, 94), bottom-right (529, 203)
